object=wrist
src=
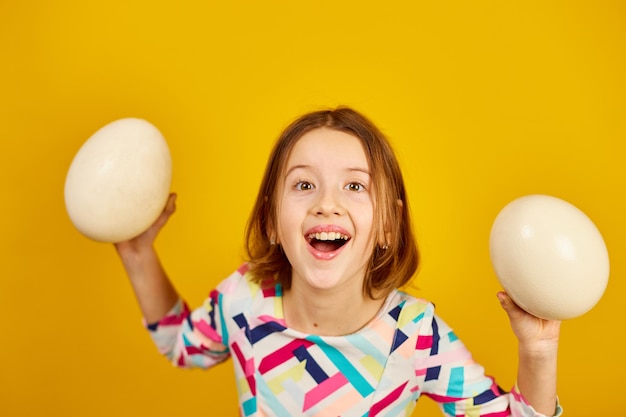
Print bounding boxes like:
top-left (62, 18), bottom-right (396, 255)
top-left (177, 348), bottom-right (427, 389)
top-left (519, 339), bottom-right (559, 361)
top-left (116, 243), bottom-right (158, 271)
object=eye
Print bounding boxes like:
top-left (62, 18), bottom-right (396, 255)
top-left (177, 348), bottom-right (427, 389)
top-left (295, 181), bottom-right (315, 191)
top-left (345, 182), bottom-right (366, 192)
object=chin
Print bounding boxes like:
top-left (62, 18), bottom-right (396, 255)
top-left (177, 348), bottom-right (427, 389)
top-left (305, 276), bottom-right (342, 291)
top-left (300, 268), bottom-right (362, 293)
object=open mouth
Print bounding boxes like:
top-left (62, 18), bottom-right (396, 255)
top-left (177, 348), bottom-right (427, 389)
top-left (306, 231), bottom-right (350, 252)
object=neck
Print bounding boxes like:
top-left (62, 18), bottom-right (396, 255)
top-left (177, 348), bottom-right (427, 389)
top-left (283, 283), bottom-right (385, 336)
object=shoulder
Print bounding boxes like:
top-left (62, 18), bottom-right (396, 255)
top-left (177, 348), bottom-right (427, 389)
top-left (386, 290), bottom-right (436, 326)
top-left (385, 290), bottom-right (457, 340)
top-left (213, 263), bottom-right (280, 312)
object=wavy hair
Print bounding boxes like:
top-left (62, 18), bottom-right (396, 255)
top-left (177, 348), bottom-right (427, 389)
top-left (244, 107), bottom-right (419, 299)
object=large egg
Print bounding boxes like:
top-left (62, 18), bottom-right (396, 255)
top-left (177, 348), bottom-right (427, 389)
top-left (64, 118), bottom-right (172, 243)
top-left (489, 194), bottom-right (609, 320)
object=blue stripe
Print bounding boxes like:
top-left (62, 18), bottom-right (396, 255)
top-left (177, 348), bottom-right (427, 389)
top-left (242, 397), bottom-right (256, 416)
top-left (255, 371), bottom-right (293, 417)
top-left (474, 386), bottom-right (498, 405)
top-left (347, 334), bottom-right (386, 365)
top-left (218, 293), bottom-right (229, 346)
top-left (388, 300), bottom-right (406, 321)
top-left (430, 318), bottom-right (440, 355)
top-left (444, 402), bottom-right (456, 415)
top-left (293, 345), bottom-right (328, 383)
top-left (411, 312), bottom-right (425, 323)
top-left (446, 367), bottom-right (464, 397)
top-left (425, 365), bottom-right (441, 381)
top-left (250, 321), bottom-right (287, 344)
top-left (306, 335), bottom-right (375, 397)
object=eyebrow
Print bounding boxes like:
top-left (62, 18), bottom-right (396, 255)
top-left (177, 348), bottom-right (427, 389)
top-left (284, 164), bottom-right (371, 177)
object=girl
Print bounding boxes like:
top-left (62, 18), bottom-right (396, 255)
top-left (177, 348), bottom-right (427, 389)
top-left (115, 107), bottom-right (562, 416)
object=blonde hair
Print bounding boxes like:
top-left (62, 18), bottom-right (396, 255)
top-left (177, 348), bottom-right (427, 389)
top-left (244, 107), bottom-right (419, 298)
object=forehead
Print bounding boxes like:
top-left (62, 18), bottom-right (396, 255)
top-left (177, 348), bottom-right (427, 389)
top-left (285, 128), bottom-right (369, 170)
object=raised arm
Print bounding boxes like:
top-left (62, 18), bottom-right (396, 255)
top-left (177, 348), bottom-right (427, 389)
top-left (498, 292), bottom-right (561, 416)
top-left (114, 193), bottom-right (179, 323)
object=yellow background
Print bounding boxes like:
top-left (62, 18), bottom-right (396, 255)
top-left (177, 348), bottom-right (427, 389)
top-left (1, 1), bottom-right (624, 415)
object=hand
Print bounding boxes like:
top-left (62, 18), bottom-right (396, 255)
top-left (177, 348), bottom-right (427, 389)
top-left (114, 193), bottom-right (177, 257)
top-left (497, 292), bottom-right (561, 353)
top-left (113, 193), bottom-right (180, 323)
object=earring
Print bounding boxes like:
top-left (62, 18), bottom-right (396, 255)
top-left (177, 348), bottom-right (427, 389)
top-left (381, 243), bottom-right (389, 250)
top-left (270, 239), bottom-right (276, 246)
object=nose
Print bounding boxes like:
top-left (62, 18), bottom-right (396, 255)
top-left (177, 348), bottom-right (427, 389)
top-left (313, 187), bottom-right (344, 216)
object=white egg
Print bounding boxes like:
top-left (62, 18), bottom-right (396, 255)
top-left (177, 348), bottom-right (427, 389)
top-left (64, 118), bottom-right (172, 243)
top-left (489, 194), bottom-right (609, 320)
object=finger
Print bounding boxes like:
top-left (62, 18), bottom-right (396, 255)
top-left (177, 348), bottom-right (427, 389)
top-left (497, 291), bottom-right (526, 317)
top-left (152, 193), bottom-right (177, 229)
top-left (164, 193), bottom-right (177, 215)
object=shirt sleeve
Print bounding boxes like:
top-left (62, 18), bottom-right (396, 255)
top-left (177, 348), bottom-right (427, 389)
top-left (145, 288), bottom-right (231, 369)
top-left (414, 306), bottom-right (562, 417)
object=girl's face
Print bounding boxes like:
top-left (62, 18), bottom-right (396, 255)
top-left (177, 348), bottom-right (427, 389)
top-left (276, 127), bottom-right (376, 294)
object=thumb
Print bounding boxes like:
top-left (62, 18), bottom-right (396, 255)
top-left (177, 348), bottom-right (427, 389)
top-left (497, 291), bottom-right (524, 317)
top-left (152, 193), bottom-right (177, 230)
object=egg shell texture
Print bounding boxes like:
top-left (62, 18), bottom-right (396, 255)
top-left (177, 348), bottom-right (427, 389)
top-left (489, 194), bottom-right (609, 320)
top-left (64, 118), bottom-right (172, 243)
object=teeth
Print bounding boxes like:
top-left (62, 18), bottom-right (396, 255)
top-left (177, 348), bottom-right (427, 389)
top-left (309, 232), bottom-right (349, 241)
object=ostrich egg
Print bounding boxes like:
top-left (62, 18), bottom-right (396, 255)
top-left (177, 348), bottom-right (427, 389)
top-left (64, 118), bottom-right (172, 243)
top-left (489, 194), bottom-right (609, 320)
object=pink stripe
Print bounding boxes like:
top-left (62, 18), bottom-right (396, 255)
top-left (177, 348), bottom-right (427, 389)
top-left (426, 396), bottom-right (511, 417)
top-left (158, 303), bottom-right (190, 326)
top-left (185, 345), bottom-right (204, 355)
top-left (311, 389), bottom-right (362, 417)
top-left (232, 342), bottom-right (254, 376)
top-left (303, 373), bottom-right (349, 411)
top-left (424, 393), bottom-right (463, 402)
top-left (258, 314), bottom-right (287, 327)
top-left (511, 385), bottom-right (527, 404)
top-left (472, 411), bottom-right (510, 417)
top-left (416, 335), bottom-right (432, 349)
top-left (262, 285), bottom-right (278, 297)
top-left (488, 377), bottom-right (501, 397)
top-left (414, 346), bottom-right (472, 371)
top-left (370, 381), bottom-right (408, 416)
top-left (237, 264), bottom-right (250, 275)
top-left (232, 342), bottom-right (256, 395)
top-left (193, 319), bottom-right (222, 342)
top-left (159, 315), bottom-right (186, 325)
top-left (258, 339), bottom-right (314, 374)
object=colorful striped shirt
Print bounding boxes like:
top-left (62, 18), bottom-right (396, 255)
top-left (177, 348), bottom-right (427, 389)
top-left (147, 265), bottom-right (562, 416)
